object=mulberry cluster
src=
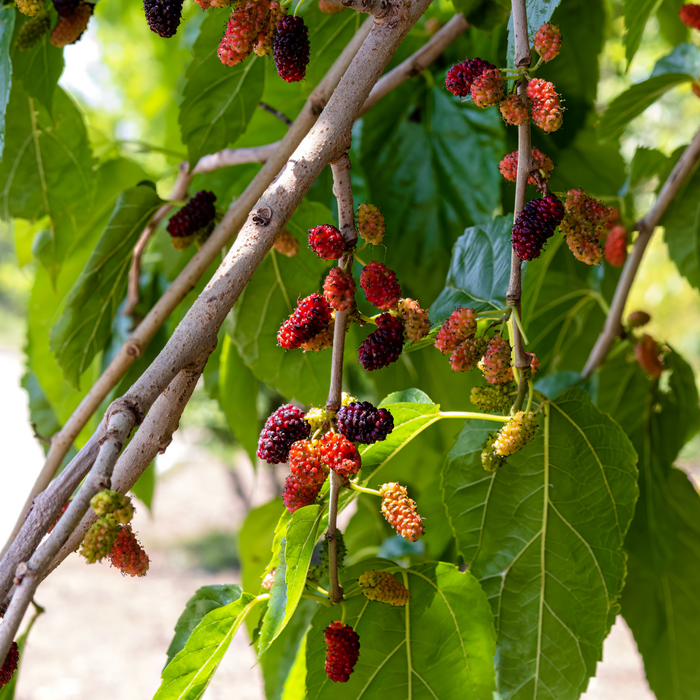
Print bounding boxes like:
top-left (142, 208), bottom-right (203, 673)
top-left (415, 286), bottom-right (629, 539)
top-left (16, 11), bottom-right (50, 51)
top-left (283, 475), bottom-right (321, 513)
top-left (478, 335), bottom-right (514, 385)
top-left (560, 189), bottom-right (612, 265)
top-left (511, 194), bottom-right (565, 261)
top-left (274, 15), bottom-right (310, 83)
top-left (143, 0), bottom-right (183, 38)
top-left (470, 384), bottom-right (514, 412)
top-left (257, 404), bottom-right (310, 464)
top-left (108, 525), bottom-right (150, 577)
top-left (218, 0), bottom-right (269, 66)
top-left (493, 411), bottom-right (538, 456)
top-left (324, 621), bottom-right (360, 683)
top-left (499, 148), bottom-right (554, 185)
top-left (635, 334), bottom-right (665, 377)
top-left (450, 336), bottom-right (487, 373)
top-left (357, 204), bottom-right (385, 245)
top-left (0, 642), bottom-right (19, 689)
top-left (273, 229), bottom-right (300, 257)
top-left (289, 440), bottom-right (328, 485)
top-left (321, 530), bottom-right (347, 570)
top-left (50, 1), bottom-right (93, 47)
top-left (526, 78), bottom-right (563, 133)
top-left (90, 490), bottom-right (134, 524)
top-left (360, 261), bottom-right (401, 311)
top-left (255, 1), bottom-right (284, 57)
top-left (445, 57), bottom-right (495, 98)
top-left (278, 294), bottom-right (333, 350)
top-left (397, 298), bottom-right (430, 342)
top-left (481, 433), bottom-right (507, 472)
top-left (319, 433), bottom-right (361, 478)
top-left (499, 94), bottom-right (529, 126)
top-left (309, 225), bottom-right (346, 260)
top-left (167, 191), bottom-right (217, 250)
top-left (471, 68), bottom-right (505, 108)
top-left (301, 319), bottom-right (334, 352)
top-left (336, 401), bottom-right (394, 444)
top-left (680, 3), bottom-right (700, 29)
top-left (434, 307), bottom-right (477, 354)
top-left (323, 268), bottom-right (356, 311)
top-left (379, 482), bottom-right (424, 542)
top-left (533, 23), bottom-right (562, 63)
top-left (605, 225), bottom-right (628, 267)
top-left (80, 516), bottom-right (121, 563)
top-left (358, 570), bottom-right (410, 606)
top-left (16, 0), bottom-right (43, 17)
top-left (358, 313), bottom-right (404, 370)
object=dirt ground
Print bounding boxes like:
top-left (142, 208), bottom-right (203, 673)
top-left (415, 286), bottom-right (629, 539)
top-left (0, 348), bottom-right (658, 699)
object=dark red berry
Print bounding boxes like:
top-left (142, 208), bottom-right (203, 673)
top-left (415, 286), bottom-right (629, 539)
top-left (257, 404), bottom-right (311, 464)
top-left (277, 294), bottom-right (333, 350)
top-left (53, 0), bottom-right (80, 16)
top-left (143, 0), bottom-right (184, 38)
top-left (511, 194), bottom-right (565, 261)
top-left (167, 191), bottom-right (217, 239)
top-left (0, 642), bottom-right (19, 688)
top-left (309, 224), bottom-right (345, 260)
top-left (445, 57), bottom-right (495, 97)
top-left (319, 433), bottom-right (361, 477)
top-left (358, 313), bottom-right (404, 371)
top-left (336, 401), bottom-right (394, 444)
top-left (324, 621), bottom-right (360, 683)
top-left (274, 15), bottom-right (309, 83)
top-left (360, 261), bottom-right (401, 311)
top-left (283, 474), bottom-right (322, 513)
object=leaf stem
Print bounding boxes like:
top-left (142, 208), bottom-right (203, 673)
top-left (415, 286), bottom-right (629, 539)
top-left (526, 379), bottom-right (534, 414)
top-left (511, 306), bottom-right (529, 345)
top-left (302, 592), bottom-right (331, 607)
top-left (439, 411), bottom-right (510, 423)
top-left (349, 481), bottom-right (382, 497)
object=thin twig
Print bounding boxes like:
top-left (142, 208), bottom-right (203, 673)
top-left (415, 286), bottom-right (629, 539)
top-left (258, 102), bottom-right (293, 127)
top-left (582, 125), bottom-right (700, 377)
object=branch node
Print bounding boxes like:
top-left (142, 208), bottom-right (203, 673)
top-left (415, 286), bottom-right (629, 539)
top-left (252, 206), bottom-right (273, 226)
top-left (125, 342), bottom-right (141, 358)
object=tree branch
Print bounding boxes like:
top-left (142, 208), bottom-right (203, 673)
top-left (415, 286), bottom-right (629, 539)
top-left (317, 0), bottom-right (394, 17)
top-left (582, 126), bottom-right (700, 377)
top-left (258, 101), bottom-right (293, 127)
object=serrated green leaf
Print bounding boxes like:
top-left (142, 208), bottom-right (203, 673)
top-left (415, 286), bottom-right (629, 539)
top-left (0, 6), bottom-right (14, 160)
top-left (429, 215), bottom-right (511, 323)
top-left (442, 389), bottom-right (638, 699)
top-left (155, 591), bottom-right (260, 700)
top-left (507, 0), bottom-right (563, 66)
top-left (624, 0), bottom-right (664, 68)
top-left (49, 184), bottom-right (164, 388)
top-left (599, 73), bottom-right (694, 141)
top-left (306, 559), bottom-right (496, 699)
top-left (180, 9), bottom-right (265, 166)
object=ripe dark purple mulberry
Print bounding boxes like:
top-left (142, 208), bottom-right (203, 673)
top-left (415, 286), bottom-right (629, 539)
top-left (277, 294), bottom-right (333, 350)
top-left (445, 57), bottom-right (494, 97)
top-left (53, 0), bottom-right (80, 15)
top-left (167, 191), bottom-right (217, 239)
top-left (257, 404), bottom-right (311, 464)
top-left (274, 15), bottom-right (310, 83)
top-left (324, 621), bottom-right (360, 683)
top-left (358, 313), bottom-right (404, 371)
top-left (336, 401), bottom-right (394, 444)
top-left (143, 0), bottom-right (184, 38)
top-left (308, 224), bottom-right (345, 259)
top-left (511, 194), bottom-right (564, 261)
top-left (0, 642), bottom-right (19, 688)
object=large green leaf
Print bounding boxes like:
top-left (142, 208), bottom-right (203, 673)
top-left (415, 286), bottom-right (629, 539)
top-left (656, 0), bottom-right (690, 45)
top-left (306, 559), bottom-right (497, 699)
top-left (451, 0), bottom-right (510, 30)
top-left (179, 9), bottom-right (265, 167)
top-left (624, 0), bottom-right (664, 68)
top-left (442, 389), bottom-right (638, 699)
top-left (0, 6), bottom-right (14, 159)
top-left (50, 184), bottom-right (164, 388)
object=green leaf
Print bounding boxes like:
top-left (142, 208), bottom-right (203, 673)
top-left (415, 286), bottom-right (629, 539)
top-left (598, 73), bottom-right (694, 141)
top-left (656, 0), bottom-right (690, 46)
top-left (179, 9), bottom-right (265, 166)
top-left (50, 184), bottom-right (164, 388)
top-left (130, 462), bottom-right (155, 511)
top-left (165, 585), bottom-right (245, 666)
top-left (624, 0), bottom-right (664, 68)
top-left (629, 146), bottom-right (669, 190)
top-left (155, 591), bottom-right (260, 700)
top-left (379, 388), bottom-right (435, 406)
top-left (306, 559), bottom-right (496, 699)
top-left (429, 215), bottom-right (511, 323)
top-left (231, 200), bottom-right (333, 406)
top-left (651, 42), bottom-right (700, 78)
top-left (507, 0), bottom-right (563, 65)
top-left (218, 333), bottom-right (259, 463)
top-left (442, 389), bottom-right (639, 699)
top-left (452, 0), bottom-right (510, 30)
top-left (0, 6), bottom-right (14, 160)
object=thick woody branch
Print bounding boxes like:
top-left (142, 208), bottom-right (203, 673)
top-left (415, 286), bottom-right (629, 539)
top-left (582, 126), bottom-right (700, 377)
top-left (318, 0), bottom-right (394, 17)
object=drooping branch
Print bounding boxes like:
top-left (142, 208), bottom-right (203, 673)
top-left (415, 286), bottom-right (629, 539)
top-left (582, 126), bottom-right (700, 377)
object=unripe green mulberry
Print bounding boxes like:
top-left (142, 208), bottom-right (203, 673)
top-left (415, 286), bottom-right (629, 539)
top-left (90, 490), bottom-right (134, 523)
top-left (481, 433), bottom-right (507, 472)
top-left (16, 0), bottom-right (44, 17)
top-left (306, 565), bottom-right (322, 584)
top-left (321, 530), bottom-right (347, 571)
top-left (397, 298), bottom-right (430, 342)
top-left (358, 570), bottom-right (410, 606)
top-left (16, 11), bottom-right (50, 51)
top-left (493, 411), bottom-right (538, 456)
top-left (80, 515), bottom-right (120, 563)
top-left (357, 203), bottom-right (385, 245)
top-left (470, 384), bottom-right (514, 412)
top-left (304, 406), bottom-right (329, 434)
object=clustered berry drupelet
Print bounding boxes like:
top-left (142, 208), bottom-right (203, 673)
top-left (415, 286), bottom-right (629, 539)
top-left (499, 94), bottom-right (529, 126)
top-left (195, 0), bottom-right (234, 8)
top-left (445, 57), bottom-right (495, 98)
top-left (397, 298), bottom-right (430, 342)
top-left (635, 334), bottom-right (665, 377)
top-left (321, 530), bottom-right (347, 570)
top-left (356, 204), bottom-right (385, 245)
top-left (255, 0), bottom-right (284, 56)
top-left (533, 23), bottom-right (562, 62)
top-left (336, 401), bottom-right (394, 444)
top-left (680, 3), bottom-right (700, 29)
top-left (0, 642), bottom-right (19, 688)
top-left (471, 68), bottom-right (505, 107)
top-left (16, 11), bottom-right (50, 51)
top-left (526, 78), bottom-right (563, 133)
top-left (434, 307), bottom-right (477, 354)
top-left (360, 261), bottom-right (401, 311)
top-left (379, 482), bottom-right (424, 541)
top-left (493, 411), bottom-right (538, 456)
top-left (16, 0), bottom-right (43, 16)
top-left (91, 490), bottom-right (134, 523)
top-left (283, 474), bottom-right (322, 513)
top-left (274, 15), bottom-right (310, 83)
top-left (81, 516), bottom-right (121, 563)
top-left (167, 191), bottom-right (217, 250)
top-left (289, 440), bottom-right (328, 485)
top-left (481, 433), bottom-right (507, 472)
top-left (301, 318), bottom-right (334, 352)
top-left (262, 568), bottom-right (276, 590)
top-left (470, 384), bottom-right (514, 413)
top-left (605, 225), bottom-right (628, 267)
top-left (257, 404), bottom-right (311, 464)
top-left (143, 0), bottom-right (184, 38)
top-left (479, 335), bottom-right (514, 385)
top-left (278, 294), bottom-right (333, 350)
top-left (511, 194), bottom-right (565, 261)
top-left (218, 0), bottom-right (270, 66)
top-left (50, 1), bottom-right (93, 47)
top-left (560, 189), bottom-right (612, 265)
top-left (324, 621), bottom-right (360, 683)
top-left (499, 148), bottom-right (554, 185)
top-left (309, 224), bottom-right (346, 260)
top-left (358, 313), bottom-right (404, 370)
top-left (108, 525), bottom-right (150, 577)
top-left (450, 336), bottom-right (487, 373)
top-left (358, 570), bottom-right (410, 606)
top-left (319, 433), bottom-right (361, 477)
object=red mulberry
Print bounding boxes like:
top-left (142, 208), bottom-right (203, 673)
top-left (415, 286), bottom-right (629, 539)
top-left (257, 404), bottom-right (311, 464)
top-left (635, 334), bottom-right (665, 378)
top-left (289, 440), bottom-right (328, 486)
top-left (434, 307), bottom-right (477, 354)
top-left (445, 57), bottom-right (494, 98)
top-left (360, 261), bottom-right (401, 311)
top-left (357, 204), bottom-right (385, 245)
top-left (324, 621), bottom-right (360, 683)
top-left (680, 3), bottom-right (700, 28)
top-left (274, 15), bottom-right (309, 83)
top-left (379, 482), bottom-right (423, 542)
top-left (397, 298), bottom-right (430, 342)
top-left (0, 642), bottom-right (19, 688)
top-left (470, 384), bottom-right (514, 412)
top-left (143, 0), bottom-right (183, 38)
top-left (533, 23), bottom-right (562, 63)
top-left (167, 191), bottom-right (217, 240)
top-left (493, 411), bottom-right (538, 456)
top-left (324, 268), bottom-right (356, 311)
top-left (511, 194), bottom-right (565, 261)
top-left (309, 224), bottom-right (345, 260)
top-left (218, 0), bottom-right (263, 66)
top-left (254, 0), bottom-right (283, 57)
top-left (278, 294), bottom-right (333, 350)
top-left (358, 570), bottom-right (410, 606)
top-left (358, 313), bottom-right (404, 370)
top-left (499, 94), bottom-right (529, 126)
top-left (450, 336), bottom-right (487, 372)
top-left (336, 401), bottom-right (394, 444)
top-left (273, 228), bottom-right (300, 257)
top-left (526, 78), bottom-right (563, 132)
top-left (479, 335), bottom-right (514, 384)
top-left (301, 318), bottom-right (335, 352)
top-left (470, 68), bottom-right (505, 108)
top-left (80, 516), bottom-right (121, 563)
top-left (560, 189), bottom-right (612, 266)
top-left (108, 525), bottom-right (150, 577)
top-left (605, 225), bottom-right (628, 267)
top-left (50, 1), bottom-right (93, 47)
top-left (283, 474), bottom-right (322, 513)
top-left (16, 10), bottom-right (50, 51)
top-left (319, 433), bottom-right (361, 478)
top-left (499, 148), bottom-right (554, 185)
